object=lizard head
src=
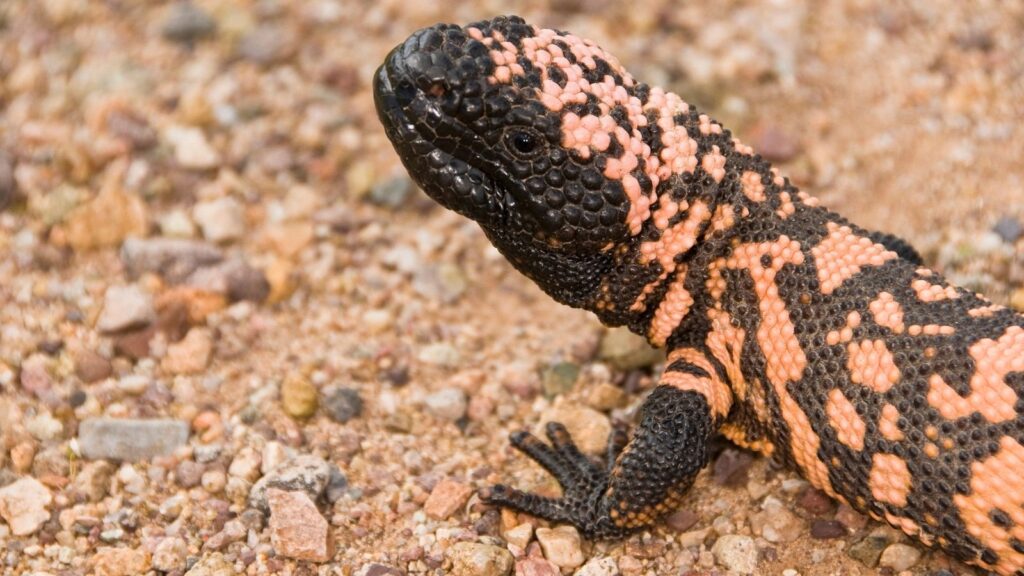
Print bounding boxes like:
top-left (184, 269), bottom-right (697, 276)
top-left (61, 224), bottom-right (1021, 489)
top-left (375, 15), bottom-right (657, 307)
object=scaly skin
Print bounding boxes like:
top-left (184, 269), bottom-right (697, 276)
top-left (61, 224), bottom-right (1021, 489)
top-left (375, 15), bottom-right (1024, 575)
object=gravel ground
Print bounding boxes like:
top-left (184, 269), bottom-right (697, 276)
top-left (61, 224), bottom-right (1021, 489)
top-left (1, 1), bottom-right (1023, 575)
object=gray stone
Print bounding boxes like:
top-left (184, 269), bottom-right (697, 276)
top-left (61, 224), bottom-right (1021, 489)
top-left (423, 388), bottom-right (467, 421)
top-left (249, 454), bottom-right (331, 513)
top-left (78, 418), bottom-right (189, 461)
top-left (161, 1), bottom-right (216, 43)
top-left (322, 387), bottom-right (363, 423)
top-left (541, 361), bottom-right (580, 398)
top-left (366, 175), bottom-right (412, 208)
top-left (121, 237), bottom-right (223, 283)
top-left (96, 285), bottom-right (155, 333)
top-left (994, 216), bottom-right (1023, 243)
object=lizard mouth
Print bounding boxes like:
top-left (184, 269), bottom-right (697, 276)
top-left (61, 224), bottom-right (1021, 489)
top-left (374, 49), bottom-right (513, 225)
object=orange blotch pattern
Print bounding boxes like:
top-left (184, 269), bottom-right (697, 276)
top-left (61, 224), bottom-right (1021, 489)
top-left (663, 348), bottom-right (733, 419)
top-left (869, 292), bottom-right (905, 333)
top-left (953, 436), bottom-right (1024, 575)
top-left (878, 403), bottom-right (905, 441)
top-left (869, 453), bottom-right (912, 507)
top-left (847, 339), bottom-right (901, 393)
top-left (740, 170), bottom-right (766, 202)
top-left (927, 326), bottom-right (1024, 424)
top-left (649, 271), bottom-right (694, 347)
top-left (811, 222), bottom-right (898, 295)
top-left (826, 388), bottom-right (866, 451)
top-left (912, 278), bottom-right (960, 302)
top-left (826, 310), bottom-right (861, 345)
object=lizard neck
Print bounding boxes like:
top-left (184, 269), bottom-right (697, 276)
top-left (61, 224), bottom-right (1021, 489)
top-left (583, 110), bottom-right (819, 344)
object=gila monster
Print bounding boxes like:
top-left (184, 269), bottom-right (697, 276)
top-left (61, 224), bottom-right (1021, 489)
top-left (374, 15), bottom-right (1024, 575)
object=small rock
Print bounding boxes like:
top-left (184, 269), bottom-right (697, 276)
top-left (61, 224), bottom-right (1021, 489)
top-left (19, 354), bottom-right (52, 396)
top-left (105, 108), bottom-right (157, 150)
top-left (541, 361), bottom-right (580, 398)
top-left (228, 447), bottom-right (262, 481)
top-left (0, 477), bottom-right (53, 536)
top-left (162, 327), bottom-right (213, 374)
top-left (367, 175), bottom-right (412, 208)
top-left (63, 171), bottom-right (149, 251)
top-left (515, 557), bottom-right (560, 576)
top-left (166, 126), bottom-right (221, 170)
top-left (798, 487), bottom-right (835, 516)
top-left (74, 461), bottom-right (114, 502)
top-left (665, 509), bottom-right (700, 532)
top-left (238, 24), bottom-right (296, 65)
top-left (879, 543), bottom-right (922, 571)
top-left (249, 454), bottom-right (331, 513)
top-left (713, 448), bottom-right (754, 486)
top-left (205, 519), bottom-right (246, 550)
top-left (847, 529), bottom-right (895, 568)
top-left (616, 555), bottom-right (643, 576)
top-left (90, 547), bottom-right (151, 576)
top-left (423, 478), bottom-right (472, 520)
top-left (424, 388), bottom-right (467, 421)
top-left (575, 557), bottom-right (619, 576)
top-left (161, 1), bottom-right (216, 43)
top-left (193, 197), bottom-right (245, 242)
top-left (504, 522), bottom-right (533, 550)
top-left (747, 122), bottom-right (801, 163)
top-left (587, 382), bottom-right (627, 411)
top-left (184, 552), bottom-right (235, 576)
top-left (417, 342), bottom-right (461, 367)
top-left (993, 216), bottom-right (1023, 243)
top-left (322, 386), bottom-right (363, 423)
top-left (74, 349), bottom-right (113, 383)
top-left (325, 465), bottom-right (348, 503)
top-left (355, 564), bottom-right (405, 576)
top-left (152, 537), bottom-right (188, 572)
top-left (202, 469), bottom-right (227, 493)
top-left (120, 237), bottom-right (223, 283)
top-left (160, 209), bottom-right (198, 237)
top-left (97, 285), bottom-right (155, 333)
top-left (535, 525), bottom-right (584, 569)
top-left (78, 418), bottom-right (189, 461)
top-left (26, 412), bottom-right (63, 441)
top-left (835, 504), bottom-right (868, 531)
top-left (175, 460), bottom-right (204, 488)
top-left (810, 519), bottom-right (847, 539)
top-left (539, 406), bottom-right (610, 455)
top-left (598, 327), bottom-right (663, 370)
top-left (752, 497), bottom-right (802, 543)
top-left (267, 488), bottom-right (331, 562)
top-left (0, 150), bottom-right (13, 210)
top-left (281, 374), bottom-right (318, 419)
top-left (447, 542), bottom-right (513, 576)
top-left (711, 535), bottom-right (758, 574)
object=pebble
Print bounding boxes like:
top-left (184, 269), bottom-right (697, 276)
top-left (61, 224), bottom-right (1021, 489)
top-left (423, 388), bottom-right (467, 421)
top-left (665, 508), bottom-right (700, 532)
top-left (504, 522), bottom-right (533, 550)
top-left (574, 557), bottom-right (618, 576)
top-left (152, 537), bottom-right (188, 572)
top-left (0, 477), bottom-right (53, 536)
top-left (162, 328), bottom-right (213, 374)
top-left (238, 24), bottom-right (296, 65)
top-left (78, 418), bottom-right (189, 461)
top-left (267, 488), bottom-right (331, 561)
top-left (25, 412), bottom-right (61, 441)
top-left (879, 543), bottom-right (922, 571)
top-left (423, 478), bottom-right (472, 520)
top-left (175, 460), bottom-right (205, 488)
top-left (994, 216), bottom-right (1023, 243)
top-left (228, 447), bottom-right (262, 481)
top-left (515, 557), bottom-right (560, 576)
top-left (201, 469), bottom-right (227, 493)
top-left (810, 519), bottom-right (847, 539)
top-left (166, 126), bottom-right (221, 170)
top-left (281, 374), bottom-right (319, 419)
top-left (366, 175), bottom-right (412, 208)
top-left (74, 349), bottom-right (113, 383)
top-left (752, 497), bottom-right (802, 543)
top-left (835, 504), bottom-right (868, 531)
top-left (120, 237), bottom-right (223, 283)
top-left (161, 1), bottom-right (217, 43)
top-left (447, 542), bottom-right (514, 576)
top-left (0, 150), bottom-right (13, 210)
top-left (74, 461), bottom-right (114, 502)
top-left (356, 564), bottom-right (405, 576)
top-left (535, 525), bottom-right (584, 569)
top-left (847, 530), bottom-right (895, 568)
top-left (97, 285), bottom-right (155, 333)
top-left (322, 386), bottom-right (363, 423)
top-left (598, 327), bottom-right (664, 370)
top-left (541, 361), bottom-right (580, 398)
top-left (193, 197), bottom-right (245, 243)
top-left (539, 406), bottom-right (611, 455)
top-left (63, 177), bottom-right (149, 252)
top-left (712, 448), bottom-right (754, 486)
top-left (89, 546), bottom-right (151, 576)
top-left (19, 355), bottom-right (52, 396)
top-left (249, 454), bottom-right (331, 513)
top-left (417, 343), bottom-right (461, 367)
top-left (183, 552), bottom-right (235, 576)
top-left (748, 122), bottom-right (801, 162)
top-left (798, 487), bottom-right (835, 515)
top-left (617, 555), bottom-right (643, 576)
top-left (711, 535), bottom-right (758, 574)
top-left (587, 382), bottom-right (627, 411)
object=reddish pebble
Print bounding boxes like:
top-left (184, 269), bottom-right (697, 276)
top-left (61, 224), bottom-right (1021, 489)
top-left (810, 519), bottom-right (848, 539)
top-left (835, 504), bottom-right (869, 531)
top-left (665, 508), bottom-right (700, 532)
top-left (798, 487), bottom-right (835, 515)
top-left (423, 478), bottom-right (473, 520)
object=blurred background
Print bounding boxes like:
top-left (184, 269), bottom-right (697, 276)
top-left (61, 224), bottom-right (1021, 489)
top-left (0, 1), bottom-right (1022, 575)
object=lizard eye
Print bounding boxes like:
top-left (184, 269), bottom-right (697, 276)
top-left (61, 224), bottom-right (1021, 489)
top-left (507, 130), bottom-right (541, 157)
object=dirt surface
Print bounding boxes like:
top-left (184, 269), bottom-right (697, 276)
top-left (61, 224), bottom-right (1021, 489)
top-left (1, 1), bottom-right (1023, 575)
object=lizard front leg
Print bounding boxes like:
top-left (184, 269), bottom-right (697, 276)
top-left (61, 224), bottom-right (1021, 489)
top-left (483, 348), bottom-right (732, 538)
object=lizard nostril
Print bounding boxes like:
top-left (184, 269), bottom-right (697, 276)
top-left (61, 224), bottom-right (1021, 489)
top-left (427, 82), bottom-right (446, 98)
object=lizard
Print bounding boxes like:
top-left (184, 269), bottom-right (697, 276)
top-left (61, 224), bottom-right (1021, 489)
top-left (374, 15), bottom-right (1024, 575)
